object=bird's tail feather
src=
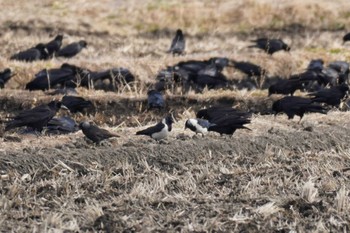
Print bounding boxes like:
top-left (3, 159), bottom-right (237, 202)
top-left (307, 105), bottom-right (327, 114)
top-left (247, 45), bottom-right (258, 48)
top-left (4, 121), bottom-right (20, 131)
top-left (136, 130), bottom-right (147, 135)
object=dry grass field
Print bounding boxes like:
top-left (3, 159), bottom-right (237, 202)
top-left (1, 0), bottom-right (350, 232)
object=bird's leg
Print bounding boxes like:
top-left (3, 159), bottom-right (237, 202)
top-left (298, 117), bottom-right (302, 124)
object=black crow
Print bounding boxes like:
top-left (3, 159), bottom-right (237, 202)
top-left (293, 70), bottom-right (320, 82)
top-left (307, 59), bottom-right (324, 72)
top-left (249, 38), bottom-right (290, 55)
top-left (272, 96), bottom-right (327, 121)
top-left (136, 115), bottom-right (173, 140)
top-left (158, 57), bottom-right (230, 92)
top-left (5, 101), bottom-right (66, 132)
top-left (308, 84), bottom-right (349, 107)
top-left (62, 96), bottom-right (93, 113)
top-left (343, 32), bottom-right (350, 44)
top-left (328, 61), bottom-right (349, 84)
top-left (320, 67), bottom-right (340, 86)
top-left (79, 121), bottom-right (119, 143)
top-left (10, 43), bottom-right (49, 62)
top-left (268, 78), bottom-right (303, 96)
top-left (206, 115), bottom-right (251, 135)
top-left (196, 106), bottom-right (250, 122)
top-left (26, 63), bottom-right (78, 91)
top-left (147, 90), bottom-right (165, 110)
top-left (185, 118), bottom-right (214, 135)
top-left (230, 60), bottom-right (266, 77)
top-left (176, 57), bottom-right (229, 74)
top-left (189, 74), bottom-right (228, 90)
top-left (168, 29), bottom-right (185, 55)
top-left (46, 116), bottom-right (79, 135)
top-left (196, 106), bottom-right (251, 135)
top-left (56, 40), bottom-right (87, 58)
top-left (0, 68), bottom-right (15, 89)
top-left (45, 34), bottom-right (64, 57)
top-left (88, 67), bottom-right (135, 90)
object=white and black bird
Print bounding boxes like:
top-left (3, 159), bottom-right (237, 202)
top-left (45, 34), bottom-right (64, 57)
top-left (168, 29), bottom-right (185, 55)
top-left (136, 115), bottom-right (173, 140)
top-left (185, 118), bottom-right (214, 136)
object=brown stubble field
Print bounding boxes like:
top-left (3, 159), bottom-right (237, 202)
top-left (1, 0), bottom-right (350, 232)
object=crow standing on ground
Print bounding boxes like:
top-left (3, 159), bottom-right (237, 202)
top-left (230, 60), bottom-right (266, 77)
top-left (46, 116), bottom-right (79, 135)
top-left (79, 121), bottom-right (119, 143)
top-left (185, 118), bottom-right (214, 135)
top-left (4, 101), bottom-right (66, 132)
top-left (10, 43), bottom-right (49, 62)
top-left (205, 115), bottom-right (251, 135)
top-left (62, 96), bottom-right (93, 113)
top-left (45, 34), bottom-right (64, 57)
top-left (25, 63), bottom-right (78, 91)
top-left (196, 106), bottom-right (250, 122)
top-left (136, 115), bottom-right (173, 140)
top-left (195, 106), bottom-right (251, 135)
top-left (56, 40), bottom-right (87, 58)
top-left (168, 29), bottom-right (185, 55)
top-left (307, 59), bottom-right (324, 72)
top-left (147, 90), bottom-right (165, 110)
top-left (272, 96), bottom-right (327, 121)
top-left (88, 67), bottom-right (135, 90)
top-left (268, 78), bottom-right (304, 96)
top-left (308, 84), bottom-right (349, 107)
top-left (249, 38), bottom-right (290, 55)
top-left (0, 68), bottom-right (15, 88)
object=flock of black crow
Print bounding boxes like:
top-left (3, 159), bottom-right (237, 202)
top-left (1, 29), bottom-right (350, 143)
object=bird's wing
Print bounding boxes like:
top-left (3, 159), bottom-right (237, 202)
top-left (57, 43), bottom-right (78, 56)
top-left (47, 117), bottom-right (77, 132)
top-left (196, 119), bottom-right (212, 128)
top-left (11, 49), bottom-right (39, 61)
top-left (136, 122), bottom-right (164, 136)
top-left (170, 33), bottom-right (184, 50)
top-left (93, 126), bottom-right (119, 138)
top-left (11, 106), bottom-right (54, 122)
